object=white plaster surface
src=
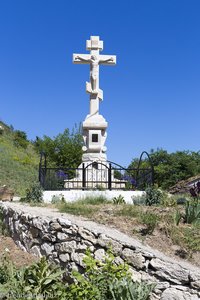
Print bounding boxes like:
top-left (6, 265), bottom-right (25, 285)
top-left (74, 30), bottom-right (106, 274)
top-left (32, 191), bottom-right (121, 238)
top-left (43, 190), bottom-right (145, 204)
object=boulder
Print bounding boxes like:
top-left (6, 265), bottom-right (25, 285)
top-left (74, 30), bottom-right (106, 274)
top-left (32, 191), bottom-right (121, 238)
top-left (0, 185), bottom-right (14, 201)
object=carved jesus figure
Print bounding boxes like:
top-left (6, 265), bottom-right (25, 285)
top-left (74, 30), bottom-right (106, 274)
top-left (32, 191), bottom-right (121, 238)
top-left (75, 55), bottom-right (114, 92)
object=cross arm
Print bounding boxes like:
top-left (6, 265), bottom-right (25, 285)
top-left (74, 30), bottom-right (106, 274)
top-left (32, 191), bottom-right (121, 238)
top-left (99, 55), bottom-right (116, 65)
top-left (73, 54), bottom-right (91, 64)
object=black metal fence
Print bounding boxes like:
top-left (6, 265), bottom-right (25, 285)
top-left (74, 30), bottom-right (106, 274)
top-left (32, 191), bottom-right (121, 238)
top-left (39, 151), bottom-right (154, 191)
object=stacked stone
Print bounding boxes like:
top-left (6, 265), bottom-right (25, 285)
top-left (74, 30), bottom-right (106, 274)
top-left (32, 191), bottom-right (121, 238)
top-left (1, 202), bottom-right (200, 300)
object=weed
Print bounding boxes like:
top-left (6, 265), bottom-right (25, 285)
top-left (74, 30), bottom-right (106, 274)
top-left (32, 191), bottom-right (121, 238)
top-left (77, 195), bottom-right (109, 205)
top-left (139, 212), bottom-right (159, 235)
top-left (112, 195), bottom-right (125, 205)
top-left (116, 205), bottom-right (140, 218)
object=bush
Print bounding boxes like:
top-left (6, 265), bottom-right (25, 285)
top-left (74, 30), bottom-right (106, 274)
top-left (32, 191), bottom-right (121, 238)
top-left (145, 187), bottom-right (163, 206)
top-left (139, 212), bottom-right (159, 235)
top-left (21, 182), bottom-right (43, 203)
top-left (67, 249), bottom-right (154, 300)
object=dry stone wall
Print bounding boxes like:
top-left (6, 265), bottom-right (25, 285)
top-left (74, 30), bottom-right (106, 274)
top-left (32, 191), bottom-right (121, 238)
top-left (1, 202), bottom-right (200, 300)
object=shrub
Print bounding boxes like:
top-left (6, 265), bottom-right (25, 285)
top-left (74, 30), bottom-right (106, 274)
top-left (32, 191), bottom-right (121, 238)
top-left (145, 187), bottom-right (163, 206)
top-left (139, 212), bottom-right (159, 235)
top-left (21, 182), bottom-right (43, 203)
top-left (67, 249), bottom-right (154, 300)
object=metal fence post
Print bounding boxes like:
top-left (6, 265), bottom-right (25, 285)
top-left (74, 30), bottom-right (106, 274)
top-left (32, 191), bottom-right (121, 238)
top-left (82, 163), bottom-right (86, 190)
top-left (108, 163), bottom-right (112, 190)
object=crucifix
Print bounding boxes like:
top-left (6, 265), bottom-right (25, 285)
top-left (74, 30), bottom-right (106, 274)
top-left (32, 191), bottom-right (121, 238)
top-left (73, 36), bottom-right (116, 115)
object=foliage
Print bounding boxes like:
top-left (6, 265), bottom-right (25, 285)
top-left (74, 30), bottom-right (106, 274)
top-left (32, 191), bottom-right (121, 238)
top-left (160, 194), bottom-right (177, 207)
top-left (129, 149), bottom-right (200, 190)
top-left (0, 256), bottom-right (67, 300)
top-left (34, 125), bottom-right (83, 168)
top-left (21, 182), bottom-right (43, 203)
top-left (145, 186), bottom-right (163, 206)
top-left (132, 194), bottom-right (146, 205)
top-left (174, 199), bottom-right (200, 225)
top-left (109, 277), bottom-right (155, 300)
top-left (0, 121), bottom-right (39, 195)
top-left (0, 208), bottom-right (9, 236)
top-left (184, 200), bottom-right (200, 224)
top-left (112, 195), bottom-right (125, 205)
top-left (169, 224), bottom-right (200, 253)
top-left (0, 249), bottom-right (154, 300)
top-left (13, 130), bottom-right (29, 149)
top-left (139, 212), bottom-right (159, 235)
top-left (67, 249), bottom-right (154, 300)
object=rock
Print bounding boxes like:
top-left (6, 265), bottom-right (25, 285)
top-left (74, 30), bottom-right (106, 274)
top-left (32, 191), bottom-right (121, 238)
top-left (122, 248), bottom-right (145, 269)
top-left (32, 218), bottom-right (48, 231)
top-left (30, 245), bottom-right (42, 258)
top-left (0, 185), bottom-right (14, 201)
top-left (57, 232), bottom-right (69, 241)
top-left (57, 217), bottom-right (72, 228)
top-left (41, 233), bottom-right (56, 242)
top-left (71, 251), bottom-right (85, 267)
top-left (41, 243), bottom-right (54, 256)
top-left (49, 222), bottom-right (62, 231)
top-left (94, 249), bottom-right (106, 261)
top-left (63, 225), bottom-right (78, 235)
top-left (29, 227), bottom-right (39, 238)
top-left (59, 253), bottom-right (70, 263)
top-left (160, 288), bottom-right (199, 300)
top-left (55, 241), bottom-right (76, 253)
top-left (16, 240), bottom-right (27, 252)
top-left (97, 233), bottom-right (122, 254)
top-left (156, 282), bottom-right (170, 290)
top-left (149, 258), bottom-right (189, 284)
top-left (78, 227), bottom-right (96, 244)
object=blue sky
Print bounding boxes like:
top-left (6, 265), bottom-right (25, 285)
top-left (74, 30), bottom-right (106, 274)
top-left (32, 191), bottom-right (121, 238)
top-left (0, 0), bottom-right (200, 167)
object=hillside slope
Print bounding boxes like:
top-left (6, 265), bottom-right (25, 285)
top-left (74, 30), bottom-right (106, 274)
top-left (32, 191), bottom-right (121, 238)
top-left (0, 121), bottom-right (39, 196)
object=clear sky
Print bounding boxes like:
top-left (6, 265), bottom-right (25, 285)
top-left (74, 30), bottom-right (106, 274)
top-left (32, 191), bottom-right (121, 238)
top-left (0, 0), bottom-right (200, 167)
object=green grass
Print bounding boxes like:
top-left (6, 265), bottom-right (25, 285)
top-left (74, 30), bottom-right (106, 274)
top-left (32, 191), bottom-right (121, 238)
top-left (58, 202), bottom-right (97, 217)
top-left (0, 121), bottom-right (39, 196)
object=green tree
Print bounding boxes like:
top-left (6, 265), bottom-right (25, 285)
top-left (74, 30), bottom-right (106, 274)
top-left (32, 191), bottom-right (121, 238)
top-left (129, 149), bottom-right (200, 190)
top-left (34, 126), bottom-right (83, 168)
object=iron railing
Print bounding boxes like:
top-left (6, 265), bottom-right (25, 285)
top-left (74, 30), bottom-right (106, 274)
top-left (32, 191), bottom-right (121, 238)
top-left (39, 153), bottom-right (154, 191)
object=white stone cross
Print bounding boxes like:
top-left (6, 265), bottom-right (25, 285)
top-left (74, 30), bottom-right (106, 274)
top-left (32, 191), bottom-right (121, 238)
top-left (73, 36), bottom-right (116, 115)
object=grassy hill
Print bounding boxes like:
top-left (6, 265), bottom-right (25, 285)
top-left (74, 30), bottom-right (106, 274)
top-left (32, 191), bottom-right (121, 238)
top-left (0, 121), bottom-right (39, 196)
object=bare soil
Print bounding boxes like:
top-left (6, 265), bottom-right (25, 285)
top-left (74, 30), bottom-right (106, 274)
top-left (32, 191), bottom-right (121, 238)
top-left (0, 235), bottom-right (38, 268)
